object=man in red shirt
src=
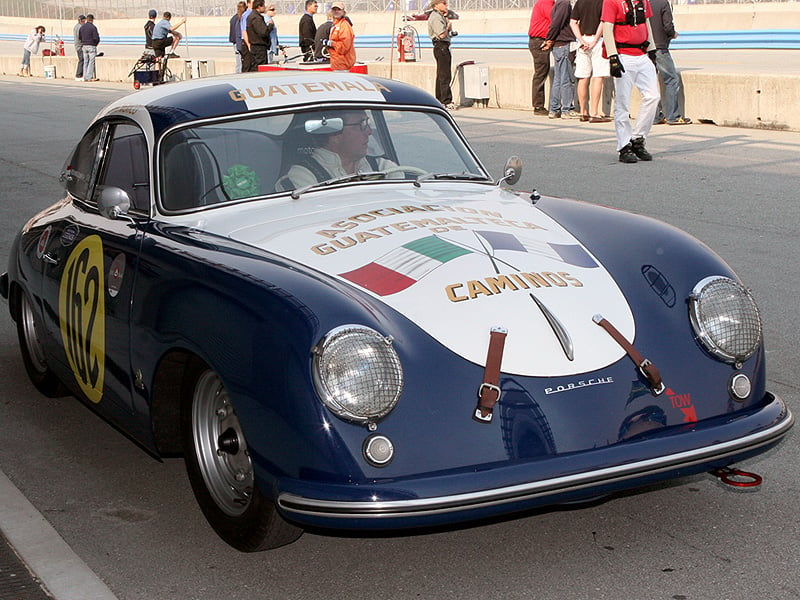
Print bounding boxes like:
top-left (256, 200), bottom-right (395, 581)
top-left (528, 0), bottom-right (554, 116)
top-left (601, 0), bottom-right (660, 163)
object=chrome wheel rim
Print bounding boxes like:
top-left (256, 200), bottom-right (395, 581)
top-left (191, 370), bottom-right (254, 516)
top-left (20, 293), bottom-right (48, 374)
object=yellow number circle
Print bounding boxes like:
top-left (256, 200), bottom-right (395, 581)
top-left (58, 235), bottom-right (106, 403)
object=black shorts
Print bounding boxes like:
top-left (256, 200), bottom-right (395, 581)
top-left (151, 37), bottom-right (173, 57)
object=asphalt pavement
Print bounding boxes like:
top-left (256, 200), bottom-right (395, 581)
top-left (1, 70), bottom-right (799, 600)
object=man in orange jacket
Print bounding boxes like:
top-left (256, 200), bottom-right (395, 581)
top-left (326, 1), bottom-right (355, 71)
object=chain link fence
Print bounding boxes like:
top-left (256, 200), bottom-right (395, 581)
top-left (1, 0), bottom-right (796, 21)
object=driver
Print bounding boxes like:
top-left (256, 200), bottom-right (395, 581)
top-left (275, 110), bottom-right (399, 192)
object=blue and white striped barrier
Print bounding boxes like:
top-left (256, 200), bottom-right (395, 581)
top-left (3, 29), bottom-right (800, 50)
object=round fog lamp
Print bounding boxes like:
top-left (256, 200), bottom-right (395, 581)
top-left (729, 373), bottom-right (752, 401)
top-left (363, 434), bottom-right (394, 467)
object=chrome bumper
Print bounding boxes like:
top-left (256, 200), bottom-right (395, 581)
top-left (278, 398), bottom-right (793, 521)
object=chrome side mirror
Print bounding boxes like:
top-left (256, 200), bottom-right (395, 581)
top-left (98, 186), bottom-right (131, 220)
top-left (498, 155), bottom-right (522, 186)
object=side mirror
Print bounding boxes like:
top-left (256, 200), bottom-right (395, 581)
top-left (98, 186), bottom-right (131, 219)
top-left (499, 156), bottom-right (522, 186)
top-left (305, 117), bottom-right (344, 135)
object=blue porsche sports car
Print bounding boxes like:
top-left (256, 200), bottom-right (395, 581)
top-left (1, 72), bottom-right (793, 551)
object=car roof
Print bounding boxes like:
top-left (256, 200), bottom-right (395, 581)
top-left (97, 71), bottom-right (444, 136)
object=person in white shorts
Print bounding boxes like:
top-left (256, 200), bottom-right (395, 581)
top-left (570, 0), bottom-right (611, 123)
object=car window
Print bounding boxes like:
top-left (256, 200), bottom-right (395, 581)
top-left (159, 107), bottom-right (487, 212)
top-left (97, 123), bottom-right (150, 213)
top-left (65, 124), bottom-right (103, 201)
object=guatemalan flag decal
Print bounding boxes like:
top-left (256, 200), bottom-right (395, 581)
top-left (340, 231), bottom-right (598, 296)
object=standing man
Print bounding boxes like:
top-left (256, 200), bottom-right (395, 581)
top-left (570, 0), bottom-right (610, 122)
top-left (246, 0), bottom-right (273, 69)
top-left (428, 0), bottom-right (455, 109)
top-left (229, 1), bottom-right (246, 73)
top-left (542, 0), bottom-right (577, 119)
top-left (240, 0), bottom-right (253, 72)
top-left (151, 11), bottom-right (185, 58)
top-left (528, 0), bottom-right (553, 116)
top-left (73, 15), bottom-right (86, 81)
top-left (314, 11), bottom-right (334, 61)
top-left (79, 15), bottom-right (100, 82)
top-left (299, 0), bottom-right (318, 62)
top-left (650, 0), bottom-right (691, 125)
top-left (601, 0), bottom-right (660, 163)
top-left (327, 2), bottom-right (356, 71)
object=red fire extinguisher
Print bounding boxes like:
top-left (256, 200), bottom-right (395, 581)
top-left (57, 36), bottom-right (65, 56)
top-left (397, 26), bottom-right (416, 63)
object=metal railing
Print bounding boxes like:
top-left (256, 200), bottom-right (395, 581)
top-left (2, 0), bottom-right (797, 21)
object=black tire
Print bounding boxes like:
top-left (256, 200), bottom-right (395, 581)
top-left (180, 359), bottom-right (302, 551)
top-left (16, 289), bottom-right (68, 397)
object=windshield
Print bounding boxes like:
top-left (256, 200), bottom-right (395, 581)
top-left (158, 107), bottom-right (488, 212)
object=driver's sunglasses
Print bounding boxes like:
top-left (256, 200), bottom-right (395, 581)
top-left (343, 117), bottom-right (371, 131)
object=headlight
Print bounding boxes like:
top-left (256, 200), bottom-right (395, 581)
top-left (688, 276), bottom-right (762, 364)
top-left (312, 325), bottom-right (403, 425)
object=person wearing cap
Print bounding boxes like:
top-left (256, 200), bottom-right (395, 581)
top-left (74, 15), bottom-right (86, 80)
top-left (325, 2), bottom-right (356, 71)
top-left (428, 0), bottom-right (455, 109)
top-left (78, 15), bottom-right (100, 81)
top-left (144, 9), bottom-right (157, 51)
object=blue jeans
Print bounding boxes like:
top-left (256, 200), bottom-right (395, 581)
top-left (549, 44), bottom-right (575, 114)
top-left (654, 49), bottom-right (680, 122)
top-left (82, 45), bottom-right (97, 80)
top-left (21, 48), bottom-right (31, 68)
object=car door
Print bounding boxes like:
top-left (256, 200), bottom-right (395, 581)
top-left (39, 119), bottom-right (150, 419)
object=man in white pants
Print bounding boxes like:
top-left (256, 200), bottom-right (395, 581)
top-left (601, 0), bottom-right (660, 163)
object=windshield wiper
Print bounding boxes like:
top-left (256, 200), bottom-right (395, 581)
top-left (413, 172), bottom-right (490, 187)
top-left (290, 171), bottom-right (386, 199)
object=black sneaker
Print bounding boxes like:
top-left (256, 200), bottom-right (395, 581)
top-left (619, 144), bottom-right (638, 163)
top-left (168, 52), bottom-right (180, 58)
top-left (630, 137), bottom-right (652, 161)
top-left (533, 107), bottom-right (549, 116)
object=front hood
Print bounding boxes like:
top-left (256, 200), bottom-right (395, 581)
top-left (214, 185), bottom-right (635, 377)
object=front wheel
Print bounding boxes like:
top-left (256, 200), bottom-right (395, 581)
top-left (16, 289), bottom-right (68, 397)
top-left (181, 360), bottom-right (302, 551)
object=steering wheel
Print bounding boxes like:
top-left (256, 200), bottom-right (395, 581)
top-left (382, 165), bottom-right (428, 178)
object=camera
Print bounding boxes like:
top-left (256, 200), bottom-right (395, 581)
top-left (451, 30), bottom-right (458, 36)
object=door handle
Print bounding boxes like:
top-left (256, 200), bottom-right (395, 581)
top-left (41, 253), bottom-right (59, 265)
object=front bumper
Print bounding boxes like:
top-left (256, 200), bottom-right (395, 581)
top-left (277, 392), bottom-right (793, 529)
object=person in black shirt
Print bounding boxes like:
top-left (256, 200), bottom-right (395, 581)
top-left (299, 0), bottom-right (318, 61)
top-left (246, 0), bottom-right (273, 70)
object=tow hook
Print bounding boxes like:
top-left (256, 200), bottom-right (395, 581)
top-left (711, 466), bottom-right (763, 488)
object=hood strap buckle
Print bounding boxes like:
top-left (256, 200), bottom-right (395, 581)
top-left (593, 314), bottom-right (665, 396)
top-left (473, 326), bottom-right (508, 424)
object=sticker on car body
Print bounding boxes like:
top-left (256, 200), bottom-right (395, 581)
top-left (58, 235), bottom-right (106, 403)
